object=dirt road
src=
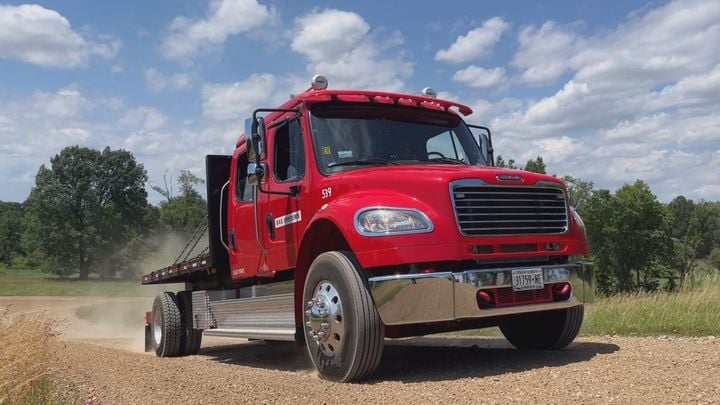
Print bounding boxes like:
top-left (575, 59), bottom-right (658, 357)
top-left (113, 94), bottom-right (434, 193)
top-left (3, 296), bottom-right (719, 404)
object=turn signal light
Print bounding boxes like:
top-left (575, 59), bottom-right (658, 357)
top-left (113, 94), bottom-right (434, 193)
top-left (476, 290), bottom-right (495, 309)
top-left (552, 282), bottom-right (572, 301)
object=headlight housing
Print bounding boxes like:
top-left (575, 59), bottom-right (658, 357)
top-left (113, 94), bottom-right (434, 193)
top-left (355, 207), bottom-right (433, 236)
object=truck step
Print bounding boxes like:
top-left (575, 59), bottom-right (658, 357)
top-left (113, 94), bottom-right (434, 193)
top-left (193, 290), bottom-right (296, 341)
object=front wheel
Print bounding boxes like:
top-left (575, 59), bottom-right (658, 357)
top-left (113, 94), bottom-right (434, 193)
top-left (303, 251), bottom-right (384, 382)
top-left (499, 305), bottom-right (584, 350)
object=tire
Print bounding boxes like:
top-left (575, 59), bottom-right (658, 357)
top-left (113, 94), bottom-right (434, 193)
top-left (177, 291), bottom-right (203, 356)
top-left (151, 292), bottom-right (182, 357)
top-left (500, 305), bottom-right (584, 350)
top-left (303, 251), bottom-right (384, 382)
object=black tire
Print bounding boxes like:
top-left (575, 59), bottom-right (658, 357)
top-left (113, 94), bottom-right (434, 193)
top-left (177, 291), bottom-right (203, 356)
top-left (151, 292), bottom-right (182, 357)
top-left (500, 305), bottom-right (584, 350)
top-left (303, 251), bottom-right (384, 382)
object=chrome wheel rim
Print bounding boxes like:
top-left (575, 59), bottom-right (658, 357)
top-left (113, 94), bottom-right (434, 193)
top-left (152, 305), bottom-right (163, 344)
top-left (305, 280), bottom-right (345, 356)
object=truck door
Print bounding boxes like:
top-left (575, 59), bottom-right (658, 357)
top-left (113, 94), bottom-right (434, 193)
top-left (258, 117), bottom-right (305, 275)
top-left (227, 150), bottom-right (261, 279)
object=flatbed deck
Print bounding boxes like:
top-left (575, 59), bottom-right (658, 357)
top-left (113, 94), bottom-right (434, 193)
top-left (141, 254), bottom-right (214, 285)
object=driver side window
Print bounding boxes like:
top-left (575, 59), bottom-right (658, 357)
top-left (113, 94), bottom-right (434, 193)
top-left (273, 118), bottom-right (305, 182)
top-left (235, 153), bottom-right (253, 202)
top-left (426, 131), bottom-right (466, 161)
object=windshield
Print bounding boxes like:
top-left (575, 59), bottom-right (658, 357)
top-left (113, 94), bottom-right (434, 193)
top-left (309, 103), bottom-right (486, 173)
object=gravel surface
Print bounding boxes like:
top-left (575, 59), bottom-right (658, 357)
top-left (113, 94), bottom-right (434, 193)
top-left (3, 297), bottom-right (719, 404)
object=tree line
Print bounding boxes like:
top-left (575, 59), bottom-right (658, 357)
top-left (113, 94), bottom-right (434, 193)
top-left (0, 146), bottom-right (206, 280)
top-left (1, 146), bottom-right (719, 293)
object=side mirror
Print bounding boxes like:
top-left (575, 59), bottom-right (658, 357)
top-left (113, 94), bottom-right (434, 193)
top-left (249, 117), bottom-right (266, 162)
top-left (247, 162), bottom-right (266, 186)
top-left (467, 125), bottom-right (494, 166)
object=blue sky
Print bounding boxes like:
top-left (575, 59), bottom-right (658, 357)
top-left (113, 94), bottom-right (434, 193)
top-left (1, 0), bottom-right (719, 203)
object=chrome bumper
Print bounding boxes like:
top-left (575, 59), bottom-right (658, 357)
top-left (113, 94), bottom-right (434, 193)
top-left (367, 261), bottom-right (593, 326)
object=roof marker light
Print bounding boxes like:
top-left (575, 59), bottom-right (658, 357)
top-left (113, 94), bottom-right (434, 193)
top-left (421, 87), bottom-right (437, 98)
top-left (311, 75), bottom-right (328, 90)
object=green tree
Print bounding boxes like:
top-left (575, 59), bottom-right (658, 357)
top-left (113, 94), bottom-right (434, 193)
top-left (583, 181), bottom-right (672, 293)
top-left (709, 247), bottom-right (720, 270)
top-left (562, 175), bottom-right (594, 212)
top-left (495, 155), bottom-right (517, 169)
top-left (156, 170), bottom-right (207, 233)
top-left (667, 196), bottom-right (695, 239)
top-left (24, 146), bottom-right (149, 279)
top-left (0, 202), bottom-right (25, 266)
top-left (675, 202), bottom-right (720, 286)
top-left (524, 156), bottom-right (546, 174)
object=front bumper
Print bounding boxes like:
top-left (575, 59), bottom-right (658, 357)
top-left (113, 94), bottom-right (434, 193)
top-left (367, 261), bottom-right (593, 326)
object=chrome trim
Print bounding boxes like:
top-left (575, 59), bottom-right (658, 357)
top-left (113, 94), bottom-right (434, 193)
top-left (368, 261), bottom-right (593, 326)
top-left (219, 181), bottom-right (230, 252)
top-left (203, 328), bottom-right (295, 341)
top-left (449, 179), bottom-right (570, 237)
top-left (353, 206), bottom-right (434, 237)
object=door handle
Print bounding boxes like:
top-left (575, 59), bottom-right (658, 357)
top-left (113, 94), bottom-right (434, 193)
top-left (229, 229), bottom-right (237, 251)
top-left (265, 213), bottom-right (275, 240)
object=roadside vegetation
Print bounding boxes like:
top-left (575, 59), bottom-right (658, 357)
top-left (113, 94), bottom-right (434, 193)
top-left (0, 309), bottom-right (58, 404)
top-left (582, 267), bottom-right (720, 336)
top-left (0, 268), bottom-right (178, 297)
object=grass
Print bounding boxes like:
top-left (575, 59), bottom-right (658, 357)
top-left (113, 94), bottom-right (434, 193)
top-left (581, 272), bottom-right (720, 336)
top-left (0, 308), bottom-right (59, 404)
top-left (0, 268), bottom-right (180, 297)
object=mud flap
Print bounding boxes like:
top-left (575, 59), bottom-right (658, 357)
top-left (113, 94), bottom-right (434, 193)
top-left (145, 323), bottom-right (153, 352)
top-left (144, 311), bottom-right (154, 352)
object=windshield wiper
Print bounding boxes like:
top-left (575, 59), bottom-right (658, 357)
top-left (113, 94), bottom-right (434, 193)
top-left (328, 157), bottom-right (398, 168)
top-left (427, 157), bottom-right (468, 165)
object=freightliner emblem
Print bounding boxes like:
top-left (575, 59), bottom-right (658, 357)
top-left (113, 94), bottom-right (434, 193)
top-left (496, 174), bottom-right (523, 181)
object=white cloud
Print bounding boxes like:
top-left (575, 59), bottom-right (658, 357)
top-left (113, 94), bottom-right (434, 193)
top-left (0, 86), bottom-right (214, 203)
top-left (120, 107), bottom-right (168, 131)
top-left (202, 73), bottom-right (306, 121)
top-left (467, 0), bottom-right (720, 201)
top-left (145, 68), bottom-right (192, 92)
top-left (452, 66), bottom-right (506, 88)
top-left (160, 0), bottom-right (276, 61)
top-left (290, 9), bottom-right (413, 91)
top-left (30, 86), bottom-right (94, 119)
top-left (0, 4), bottom-right (119, 68)
top-left (291, 10), bottom-right (369, 61)
top-left (435, 17), bottom-right (509, 63)
top-left (513, 21), bottom-right (577, 84)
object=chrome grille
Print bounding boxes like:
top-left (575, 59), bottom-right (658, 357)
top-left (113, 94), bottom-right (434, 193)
top-left (451, 182), bottom-right (568, 236)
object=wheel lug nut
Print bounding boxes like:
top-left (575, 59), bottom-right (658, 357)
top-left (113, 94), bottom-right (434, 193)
top-left (321, 322), bottom-right (329, 328)
top-left (307, 300), bottom-right (313, 307)
top-left (305, 309), bottom-right (311, 316)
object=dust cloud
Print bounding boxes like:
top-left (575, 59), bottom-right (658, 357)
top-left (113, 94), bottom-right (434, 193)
top-left (1, 230), bottom-right (205, 353)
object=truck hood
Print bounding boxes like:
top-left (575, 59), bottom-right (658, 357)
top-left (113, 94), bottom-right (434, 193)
top-left (322, 164), bottom-right (564, 192)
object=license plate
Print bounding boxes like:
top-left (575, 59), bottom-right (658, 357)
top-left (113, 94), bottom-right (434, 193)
top-left (511, 268), bottom-right (544, 291)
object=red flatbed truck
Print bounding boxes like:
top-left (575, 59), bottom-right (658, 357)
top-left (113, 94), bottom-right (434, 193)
top-left (142, 75), bottom-right (594, 382)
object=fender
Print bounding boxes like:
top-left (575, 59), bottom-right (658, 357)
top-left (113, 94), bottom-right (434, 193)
top-left (305, 189), bottom-right (446, 260)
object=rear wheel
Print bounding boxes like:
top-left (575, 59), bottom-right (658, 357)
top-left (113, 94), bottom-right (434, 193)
top-left (152, 292), bottom-right (182, 357)
top-left (177, 291), bottom-right (203, 355)
top-left (303, 251), bottom-right (384, 382)
top-left (500, 305), bottom-right (584, 350)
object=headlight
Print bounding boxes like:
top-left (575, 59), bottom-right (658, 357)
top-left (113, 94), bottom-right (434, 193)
top-left (355, 207), bottom-right (433, 236)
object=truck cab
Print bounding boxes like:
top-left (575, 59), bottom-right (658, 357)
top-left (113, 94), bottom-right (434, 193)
top-left (143, 75), bottom-right (593, 382)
